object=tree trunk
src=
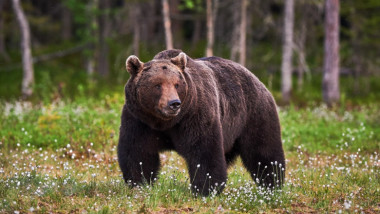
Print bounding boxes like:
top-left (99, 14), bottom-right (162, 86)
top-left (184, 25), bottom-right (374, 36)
top-left (12, 0), bottom-right (34, 98)
top-left (162, 0), bottom-right (173, 50)
top-left (169, 0), bottom-right (181, 48)
top-left (323, 0), bottom-right (340, 106)
top-left (351, 9), bottom-right (361, 95)
top-left (61, 4), bottom-right (72, 41)
top-left (281, 0), bottom-right (294, 104)
top-left (85, 1), bottom-right (97, 75)
top-left (206, 0), bottom-right (214, 57)
top-left (0, 0), bottom-right (10, 61)
top-left (98, 0), bottom-right (110, 77)
top-left (230, 1), bottom-right (240, 61)
top-left (132, 5), bottom-right (140, 56)
top-left (295, 7), bottom-right (309, 91)
top-left (239, 0), bottom-right (247, 66)
top-left (191, 17), bottom-right (201, 48)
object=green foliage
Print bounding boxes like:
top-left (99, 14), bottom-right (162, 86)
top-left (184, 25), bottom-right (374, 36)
top-left (180, 0), bottom-right (203, 12)
top-left (1, 94), bottom-right (379, 153)
top-left (0, 95), bottom-right (123, 151)
top-left (63, 0), bottom-right (98, 44)
top-left (0, 100), bottom-right (379, 212)
top-left (280, 105), bottom-right (380, 153)
top-left (340, 0), bottom-right (380, 73)
top-left (1, 95), bottom-right (379, 153)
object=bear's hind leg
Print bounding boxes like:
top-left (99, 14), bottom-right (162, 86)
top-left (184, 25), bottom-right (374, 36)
top-left (225, 142), bottom-right (240, 167)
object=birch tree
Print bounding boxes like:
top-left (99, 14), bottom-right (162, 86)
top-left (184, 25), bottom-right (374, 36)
top-left (323, 0), bottom-right (340, 106)
top-left (281, 0), bottom-right (295, 103)
top-left (98, 0), bottom-right (110, 76)
top-left (61, 3), bottom-right (72, 41)
top-left (239, 0), bottom-right (247, 66)
top-left (12, 0), bottom-right (34, 98)
top-left (206, 0), bottom-right (214, 56)
top-left (230, 1), bottom-right (239, 61)
top-left (294, 1), bottom-right (310, 90)
top-left (132, 4), bottom-right (141, 56)
top-left (162, 0), bottom-right (173, 50)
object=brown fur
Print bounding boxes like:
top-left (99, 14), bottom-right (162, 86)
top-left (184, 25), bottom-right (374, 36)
top-left (118, 50), bottom-right (285, 196)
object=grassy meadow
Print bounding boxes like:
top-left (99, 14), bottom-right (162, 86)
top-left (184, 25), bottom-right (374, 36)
top-left (0, 94), bottom-right (379, 213)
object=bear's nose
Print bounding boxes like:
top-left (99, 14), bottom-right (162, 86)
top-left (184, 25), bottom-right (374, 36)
top-left (168, 99), bottom-right (181, 111)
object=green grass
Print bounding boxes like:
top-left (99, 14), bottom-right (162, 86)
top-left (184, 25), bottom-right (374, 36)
top-left (0, 98), bottom-right (379, 213)
top-left (0, 94), bottom-right (122, 151)
top-left (281, 104), bottom-right (380, 153)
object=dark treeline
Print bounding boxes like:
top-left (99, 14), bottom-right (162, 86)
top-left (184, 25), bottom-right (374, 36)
top-left (0, 0), bottom-right (379, 104)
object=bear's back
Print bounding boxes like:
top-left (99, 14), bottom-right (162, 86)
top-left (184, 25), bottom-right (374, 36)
top-left (195, 56), bottom-right (266, 100)
top-left (194, 56), bottom-right (272, 147)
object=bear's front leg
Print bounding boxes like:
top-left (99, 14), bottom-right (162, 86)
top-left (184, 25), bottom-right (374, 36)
top-left (117, 109), bottom-right (162, 186)
top-left (180, 128), bottom-right (228, 196)
top-left (118, 139), bottom-right (160, 186)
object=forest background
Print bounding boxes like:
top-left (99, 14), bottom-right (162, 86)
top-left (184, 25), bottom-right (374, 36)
top-left (0, 0), bottom-right (379, 104)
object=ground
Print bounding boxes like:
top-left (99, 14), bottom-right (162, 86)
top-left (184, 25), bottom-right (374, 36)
top-left (0, 95), bottom-right (379, 213)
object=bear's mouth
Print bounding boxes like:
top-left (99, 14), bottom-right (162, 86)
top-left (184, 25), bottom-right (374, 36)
top-left (156, 108), bottom-right (180, 120)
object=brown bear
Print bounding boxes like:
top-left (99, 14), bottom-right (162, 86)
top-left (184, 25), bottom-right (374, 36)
top-left (118, 49), bottom-right (285, 196)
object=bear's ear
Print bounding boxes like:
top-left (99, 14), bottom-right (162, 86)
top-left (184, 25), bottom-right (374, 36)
top-left (170, 52), bottom-right (187, 71)
top-left (126, 55), bottom-right (144, 75)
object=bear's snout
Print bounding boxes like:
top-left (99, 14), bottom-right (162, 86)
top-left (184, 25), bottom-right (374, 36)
top-left (168, 99), bottom-right (181, 111)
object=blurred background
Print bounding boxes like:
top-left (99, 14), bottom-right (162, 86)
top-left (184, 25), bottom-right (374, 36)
top-left (0, 0), bottom-right (379, 106)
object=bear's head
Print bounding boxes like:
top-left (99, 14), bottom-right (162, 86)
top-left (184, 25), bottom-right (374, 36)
top-left (125, 52), bottom-right (188, 121)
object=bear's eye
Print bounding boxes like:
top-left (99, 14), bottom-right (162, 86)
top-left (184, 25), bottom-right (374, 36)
top-left (155, 84), bottom-right (161, 89)
top-left (174, 84), bottom-right (179, 89)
